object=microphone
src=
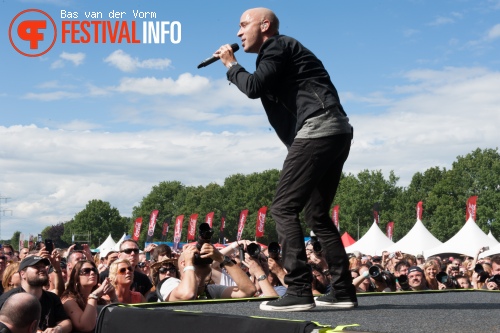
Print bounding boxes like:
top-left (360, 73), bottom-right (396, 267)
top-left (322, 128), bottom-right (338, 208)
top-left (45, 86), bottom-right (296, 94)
top-left (197, 43), bottom-right (240, 69)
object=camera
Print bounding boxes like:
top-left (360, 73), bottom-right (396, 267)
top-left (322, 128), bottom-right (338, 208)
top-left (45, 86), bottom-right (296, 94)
top-left (487, 274), bottom-right (500, 285)
top-left (44, 239), bottom-right (54, 253)
top-left (397, 274), bottom-right (411, 291)
top-left (436, 271), bottom-right (460, 288)
top-left (309, 231), bottom-right (322, 255)
top-left (193, 222), bottom-right (214, 265)
top-left (369, 265), bottom-right (395, 288)
top-left (474, 263), bottom-right (491, 283)
top-left (267, 242), bottom-right (281, 260)
top-left (246, 243), bottom-right (261, 259)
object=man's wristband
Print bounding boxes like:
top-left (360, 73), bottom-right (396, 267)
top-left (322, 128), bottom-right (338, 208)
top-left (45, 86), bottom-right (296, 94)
top-left (183, 265), bottom-right (195, 273)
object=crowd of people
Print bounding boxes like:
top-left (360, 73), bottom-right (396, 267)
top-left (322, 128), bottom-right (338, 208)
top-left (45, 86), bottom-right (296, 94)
top-left (345, 247), bottom-right (500, 292)
top-left (0, 239), bottom-right (498, 332)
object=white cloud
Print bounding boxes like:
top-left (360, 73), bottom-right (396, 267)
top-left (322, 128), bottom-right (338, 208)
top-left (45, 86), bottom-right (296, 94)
top-left (0, 125), bottom-right (285, 238)
top-left (50, 52), bottom-right (85, 69)
top-left (2, 66), bottom-right (500, 241)
top-left (427, 16), bottom-right (454, 26)
top-left (104, 50), bottom-right (172, 72)
top-left (60, 52), bottom-right (86, 66)
top-left (486, 23), bottom-right (500, 40)
top-left (114, 73), bottom-right (210, 95)
top-left (23, 91), bottom-right (81, 101)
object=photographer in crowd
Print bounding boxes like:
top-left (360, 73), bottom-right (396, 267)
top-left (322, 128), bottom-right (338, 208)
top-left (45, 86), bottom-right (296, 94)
top-left (157, 243), bottom-right (256, 301)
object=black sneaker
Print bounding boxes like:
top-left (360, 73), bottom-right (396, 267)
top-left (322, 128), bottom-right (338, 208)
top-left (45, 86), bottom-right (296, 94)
top-left (260, 293), bottom-right (316, 312)
top-left (315, 287), bottom-right (358, 308)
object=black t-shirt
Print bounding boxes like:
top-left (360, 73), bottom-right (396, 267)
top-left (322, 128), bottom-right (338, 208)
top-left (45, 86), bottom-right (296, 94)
top-left (0, 287), bottom-right (69, 331)
top-left (99, 269), bottom-right (152, 296)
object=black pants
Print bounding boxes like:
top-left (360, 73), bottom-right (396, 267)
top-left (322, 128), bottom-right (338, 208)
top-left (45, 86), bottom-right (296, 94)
top-left (270, 132), bottom-right (352, 295)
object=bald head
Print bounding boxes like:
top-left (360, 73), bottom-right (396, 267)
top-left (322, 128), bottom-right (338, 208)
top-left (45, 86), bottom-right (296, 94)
top-left (245, 8), bottom-right (279, 34)
top-left (238, 8), bottom-right (280, 53)
top-left (0, 293), bottom-right (40, 331)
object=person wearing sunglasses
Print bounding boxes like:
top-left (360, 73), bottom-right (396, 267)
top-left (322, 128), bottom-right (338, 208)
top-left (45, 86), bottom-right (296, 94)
top-left (157, 244), bottom-right (256, 302)
top-left (148, 259), bottom-right (179, 302)
top-left (108, 259), bottom-right (145, 304)
top-left (61, 260), bottom-right (115, 332)
top-left (99, 240), bottom-right (152, 298)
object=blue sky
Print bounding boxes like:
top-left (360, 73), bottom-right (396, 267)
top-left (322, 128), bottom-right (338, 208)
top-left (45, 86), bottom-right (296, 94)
top-left (1, 0), bottom-right (500, 241)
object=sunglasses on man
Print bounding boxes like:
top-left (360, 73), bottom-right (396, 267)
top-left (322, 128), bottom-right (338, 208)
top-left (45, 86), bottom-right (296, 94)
top-left (121, 248), bottom-right (139, 255)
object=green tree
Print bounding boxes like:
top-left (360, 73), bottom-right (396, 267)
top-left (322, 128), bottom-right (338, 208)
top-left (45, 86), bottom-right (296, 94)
top-left (41, 222), bottom-right (69, 248)
top-left (427, 148), bottom-right (500, 241)
top-left (131, 181), bottom-right (187, 245)
top-left (390, 167), bottom-right (446, 241)
top-left (62, 200), bottom-right (127, 248)
top-left (9, 231), bottom-right (21, 250)
top-left (334, 170), bottom-right (400, 240)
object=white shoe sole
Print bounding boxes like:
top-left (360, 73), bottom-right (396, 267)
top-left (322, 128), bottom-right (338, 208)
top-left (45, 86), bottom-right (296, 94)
top-left (315, 299), bottom-right (358, 308)
top-left (260, 301), bottom-right (316, 312)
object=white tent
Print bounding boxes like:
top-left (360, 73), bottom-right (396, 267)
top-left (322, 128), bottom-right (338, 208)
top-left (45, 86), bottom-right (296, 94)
top-left (96, 234), bottom-right (116, 253)
top-left (113, 233), bottom-right (128, 251)
top-left (382, 219), bottom-right (443, 256)
top-left (487, 230), bottom-right (498, 243)
top-left (345, 221), bottom-right (394, 256)
top-left (425, 218), bottom-right (499, 257)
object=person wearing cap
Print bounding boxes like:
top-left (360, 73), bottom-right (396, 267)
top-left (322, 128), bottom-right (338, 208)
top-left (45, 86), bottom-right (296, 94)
top-left (416, 254), bottom-right (425, 266)
top-left (406, 266), bottom-right (428, 291)
top-left (0, 293), bottom-right (41, 333)
top-left (0, 256), bottom-right (72, 333)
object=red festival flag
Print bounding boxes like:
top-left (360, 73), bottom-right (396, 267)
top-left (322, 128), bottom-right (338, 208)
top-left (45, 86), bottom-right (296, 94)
top-left (132, 217), bottom-right (143, 241)
top-left (205, 212), bottom-right (215, 228)
top-left (416, 201), bottom-right (423, 220)
top-left (466, 196), bottom-right (478, 222)
top-left (331, 205), bottom-right (340, 231)
top-left (173, 215), bottom-right (184, 245)
top-left (146, 210), bottom-right (159, 243)
top-left (236, 209), bottom-right (249, 241)
top-left (386, 222), bottom-right (394, 240)
top-left (255, 206), bottom-right (267, 238)
top-left (187, 214), bottom-right (199, 241)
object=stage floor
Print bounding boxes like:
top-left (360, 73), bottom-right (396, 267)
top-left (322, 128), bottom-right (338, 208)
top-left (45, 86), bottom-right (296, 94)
top-left (134, 290), bottom-right (500, 333)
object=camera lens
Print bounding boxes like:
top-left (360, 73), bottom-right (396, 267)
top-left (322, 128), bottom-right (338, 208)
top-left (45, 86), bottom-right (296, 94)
top-left (246, 243), bottom-right (261, 259)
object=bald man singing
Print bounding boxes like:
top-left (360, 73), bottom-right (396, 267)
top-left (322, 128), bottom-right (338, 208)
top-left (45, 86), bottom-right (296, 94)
top-left (216, 8), bottom-right (356, 311)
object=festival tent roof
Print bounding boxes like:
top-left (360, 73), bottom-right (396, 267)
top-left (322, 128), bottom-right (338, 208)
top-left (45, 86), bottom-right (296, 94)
top-left (424, 218), bottom-right (500, 258)
top-left (341, 232), bottom-right (356, 247)
top-left (113, 233), bottom-right (128, 251)
top-left (487, 230), bottom-right (498, 243)
top-left (381, 219), bottom-right (443, 256)
top-left (344, 221), bottom-right (394, 256)
top-left (96, 234), bottom-right (116, 252)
